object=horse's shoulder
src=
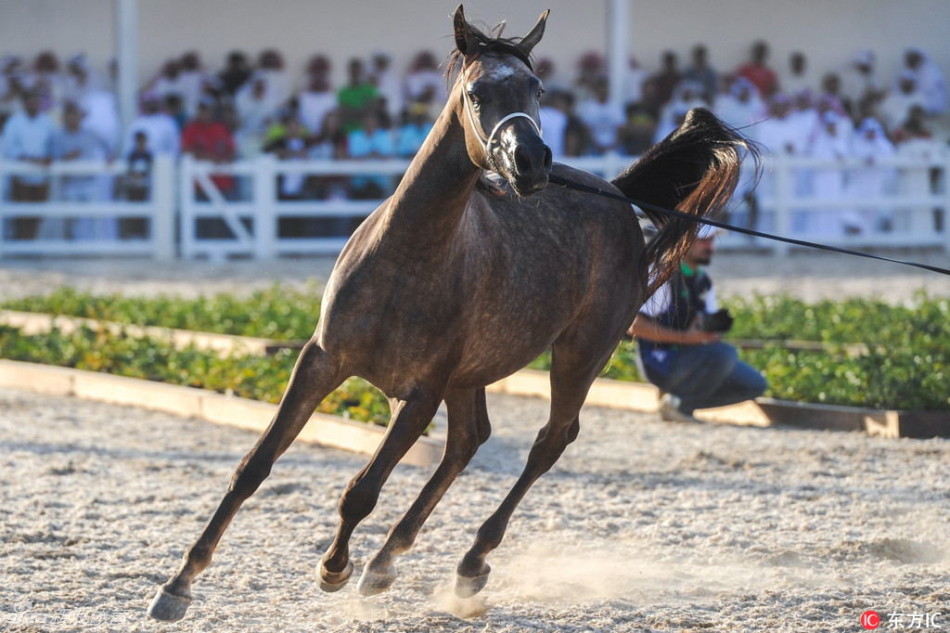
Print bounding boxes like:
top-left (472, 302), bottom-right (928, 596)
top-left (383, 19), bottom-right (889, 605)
top-left (549, 163), bottom-right (623, 197)
top-left (545, 163), bottom-right (628, 210)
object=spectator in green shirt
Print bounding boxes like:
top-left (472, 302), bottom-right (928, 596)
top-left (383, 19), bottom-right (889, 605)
top-left (337, 58), bottom-right (379, 133)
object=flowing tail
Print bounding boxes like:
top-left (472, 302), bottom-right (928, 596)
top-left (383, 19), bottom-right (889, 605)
top-left (611, 107), bottom-right (755, 294)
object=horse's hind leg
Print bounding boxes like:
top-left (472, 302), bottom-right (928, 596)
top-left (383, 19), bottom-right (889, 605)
top-left (148, 340), bottom-right (344, 622)
top-left (357, 387), bottom-right (491, 596)
top-left (318, 388), bottom-right (442, 592)
top-left (455, 340), bottom-right (612, 598)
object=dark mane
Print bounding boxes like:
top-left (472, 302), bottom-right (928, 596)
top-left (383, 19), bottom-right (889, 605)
top-left (445, 27), bottom-right (534, 81)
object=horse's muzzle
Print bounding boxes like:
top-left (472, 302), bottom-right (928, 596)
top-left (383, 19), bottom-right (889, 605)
top-left (508, 138), bottom-right (552, 196)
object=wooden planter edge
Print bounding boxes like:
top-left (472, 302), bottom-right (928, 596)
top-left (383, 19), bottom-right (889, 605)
top-left (0, 359), bottom-right (444, 467)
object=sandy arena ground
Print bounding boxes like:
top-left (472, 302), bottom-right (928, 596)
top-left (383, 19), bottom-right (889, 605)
top-left (0, 252), bottom-right (948, 632)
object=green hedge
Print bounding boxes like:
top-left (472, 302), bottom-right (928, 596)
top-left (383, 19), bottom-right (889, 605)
top-left (2, 286), bottom-right (322, 340)
top-left (0, 325), bottom-right (391, 425)
top-left (532, 293), bottom-right (948, 410)
top-left (2, 289), bottom-right (947, 411)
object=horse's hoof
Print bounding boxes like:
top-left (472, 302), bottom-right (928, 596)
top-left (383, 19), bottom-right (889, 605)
top-left (455, 569), bottom-right (491, 598)
top-left (319, 560), bottom-right (354, 593)
top-left (147, 586), bottom-right (192, 622)
top-left (357, 562), bottom-right (397, 597)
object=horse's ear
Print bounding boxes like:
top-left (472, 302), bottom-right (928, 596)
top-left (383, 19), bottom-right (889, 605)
top-left (518, 9), bottom-right (550, 56)
top-left (453, 5), bottom-right (474, 55)
top-left (454, 4), bottom-right (489, 57)
top-left (453, 5), bottom-right (468, 53)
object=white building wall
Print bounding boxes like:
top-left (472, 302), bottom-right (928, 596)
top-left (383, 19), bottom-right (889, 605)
top-left (1, 0), bottom-right (947, 95)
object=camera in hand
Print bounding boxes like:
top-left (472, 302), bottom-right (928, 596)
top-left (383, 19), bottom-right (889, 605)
top-left (700, 308), bottom-right (733, 333)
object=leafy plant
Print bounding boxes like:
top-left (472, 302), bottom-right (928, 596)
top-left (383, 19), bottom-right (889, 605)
top-left (1, 285), bottom-right (323, 340)
top-left (2, 289), bottom-right (947, 411)
top-left (0, 325), bottom-right (392, 425)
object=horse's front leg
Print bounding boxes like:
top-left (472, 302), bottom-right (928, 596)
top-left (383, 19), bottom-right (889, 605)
top-left (318, 389), bottom-right (442, 592)
top-left (455, 336), bottom-right (612, 597)
top-left (148, 341), bottom-right (345, 622)
top-left (455, 412), bottom-right (581, 597)
top-left (357, 387), bottom-right (492, 596)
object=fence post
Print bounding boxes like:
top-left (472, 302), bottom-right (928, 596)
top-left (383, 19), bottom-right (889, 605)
top-left (943, 154), bottom-right (950, 254)
top-left (773, 154), bottom-right (791, 256)
top-left (178, 154), bottom-right (195, 259)
top-left (0, 161), bottom-right (8, 257)
top-left (151, 155), bottom-right (175, 260)
top-left (254, 155), bottom-right (278, 259)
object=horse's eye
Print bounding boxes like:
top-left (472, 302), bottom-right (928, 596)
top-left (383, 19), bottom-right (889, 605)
top-left (536, 88), bottom-right (546, 100)
top-left (467, 91), bottom-right (481, 106)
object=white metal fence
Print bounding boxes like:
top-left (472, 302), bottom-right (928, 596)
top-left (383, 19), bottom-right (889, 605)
top-left (1, 153), bottom-right (947, 259)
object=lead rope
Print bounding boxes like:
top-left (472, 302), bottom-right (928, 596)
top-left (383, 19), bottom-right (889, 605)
top-left (547, 172), bottom-right (950, 277)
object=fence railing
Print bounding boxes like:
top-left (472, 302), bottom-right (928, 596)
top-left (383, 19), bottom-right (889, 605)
top-left (0, 157), bottom-right (175, 259)
top-left (725, 153), bottom-right (949, 253)
top-left (1, 152), bottom-right (947, 259)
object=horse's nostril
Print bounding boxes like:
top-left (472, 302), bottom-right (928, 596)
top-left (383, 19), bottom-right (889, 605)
top-left (542, 146), bottom-right (553, 170)
top-left (514, 146), bottom-right (532, 174)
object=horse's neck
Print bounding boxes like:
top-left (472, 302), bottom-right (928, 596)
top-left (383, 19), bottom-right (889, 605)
top-left (383, 87), bottom-right (481, 246)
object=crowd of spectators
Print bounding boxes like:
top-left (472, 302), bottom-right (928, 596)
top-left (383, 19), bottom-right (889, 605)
top-left (1, 42), bottom-right (948, 240)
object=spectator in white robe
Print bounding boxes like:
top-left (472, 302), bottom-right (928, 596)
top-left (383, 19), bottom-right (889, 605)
top-left (802, 110), bottom-right (852, 237)
top-left (624, 56), bottom-right (649, 107)
top-left (782, 52), bottom-right (813, 97)
top-left (404, 51), bottom-right (446, 109)
top-left (892, 105), bottom-right (945, 234)
top-left (577, 77), bottom-right (624, 154)
top-left (902, 48), bottom-right (948, 115)
top-left (758, 94), bottom-right (806, 157)
top-left (297, 70), bottom-right (337, 137)
top-left (539, 90), bottom-right (569, 160)
top-left (177, 51), bottom-right (212, 117)
top-left (63, 58), bottom-right (120, 155)
top-left (48, 101), bottom-right (115, 240)
top-left (714, 77), bottom-right (765, 230)
top-left (27, 51), bottom-right (65, 116)
top-left (844, 117), bottom-right (896, 234)
top-left (242, 49), bottom-right (291, 118)
top-left (125, 94), bottom-right (180, 157)
top-left (879, 71), bottom-right (926, 134)
top-left (653, 80), bottom-right (707, 143)
top-left (714, 77), bottom-right (765, 131)
top-left (0, 55), bottom-right (26, 123)
top-left (788, 90), bottom-right (820, 198)
top-left (754, 94), bottom-right (804, 227)
top-left (814, 94), bottom-right (854, 138)
top-left (234, 78), bottom-right (277, 158)
top-left (841, 50), bottom-right (882, 115)
top-left (2, 89), bottom-right (55, 195)
top-left (62, 54), bottom-right (106, 103)
top-left (146, 60), bottom-right (192, 117)
top-left (789, 90), bottom-right (819, 143)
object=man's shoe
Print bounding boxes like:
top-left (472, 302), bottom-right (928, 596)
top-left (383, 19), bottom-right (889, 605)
top-left (658, 393), bottom-right (701, 423)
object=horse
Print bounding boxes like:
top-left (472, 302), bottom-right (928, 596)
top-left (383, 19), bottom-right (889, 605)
top-left (148, 6), bottom-right (746, 621)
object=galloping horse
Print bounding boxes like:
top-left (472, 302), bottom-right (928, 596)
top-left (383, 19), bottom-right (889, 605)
top-left (149, 6), bottom-right (746, 621)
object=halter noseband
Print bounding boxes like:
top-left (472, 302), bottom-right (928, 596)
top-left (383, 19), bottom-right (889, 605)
top-left (461, 70), bottom-right (543, 172)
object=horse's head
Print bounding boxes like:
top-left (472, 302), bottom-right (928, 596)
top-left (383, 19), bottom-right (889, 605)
top-left (453, 5), bottom-right (552, 196)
